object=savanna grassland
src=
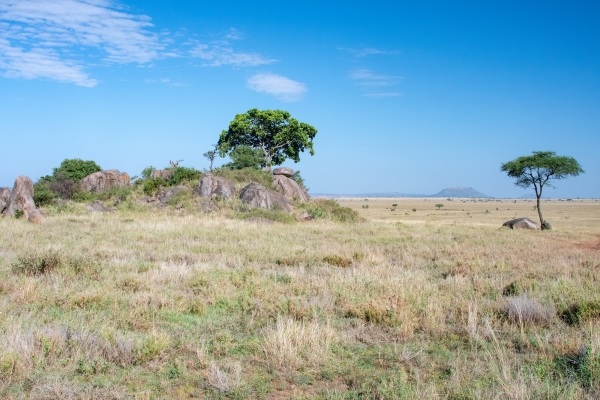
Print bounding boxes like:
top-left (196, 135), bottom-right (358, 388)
top-left (1, 197), bottom-right (600, 399)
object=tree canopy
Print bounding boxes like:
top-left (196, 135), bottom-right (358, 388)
top-left (501, 151), bottom-right (584, 227)
top-left (222, 145), bottom-right (266, 170)
top-left (50, 158), bottom-right (102, 182)
top-left (218, 109), bottom-right (317, 170)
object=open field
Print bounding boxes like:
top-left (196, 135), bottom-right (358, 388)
top-left (1, 200), bottom-right (600, 399)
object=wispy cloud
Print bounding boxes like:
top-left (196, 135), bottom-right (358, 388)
top-left (0, 0), bottom-right (164, 86)
top-left (340, 46), bottom-right (398, 57)
top-left (349, 68), bottom-right (402, 87)
top-left (246, 73), bottom-right (307, 102)
top-left (190, 28), bottom-right (275, 67)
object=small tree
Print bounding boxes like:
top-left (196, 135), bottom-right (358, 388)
top-left (203, 145), bottom-right (218, 172)
top-left (435, 204), bottom-right (444, 210)
top-left (501, 151), bottom-right (584, 228)
top-left (218, 108), bottom-right (317, 171)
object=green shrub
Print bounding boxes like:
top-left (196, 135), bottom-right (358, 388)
top-left (52, 158), bottom-right (102, 181)
top-left (214, 167), bottom-right (274, 189)
top-left (299, 199), bottom-right (361, 223)
top-left (170, 166), bottom-right (201, 186)
top-left (11, 250), bottom-right (61, 275)
top-left (33, 181), bottom-right (57, 206)
top-left (560, 301), bottom-right (600, 326)
top-left (14, 209), bottom-right (24, 219)
top-left (143, 177), bottom-right (168, 196)
top-left (141, 166), bottom-right (156, 180)
top-left (221, 145), bottom-right (266, 170)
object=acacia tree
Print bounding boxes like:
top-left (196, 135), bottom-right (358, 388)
top-left (501, 151), bottom-right (584, 228)
top-left (218, 109), bottom-right (317, 171)
top-left (203, 145), bottom-right (218, 172)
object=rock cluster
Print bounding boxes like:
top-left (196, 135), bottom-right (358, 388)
top-left (239, 182), bottom-right (294, 212)
top-left (194, 173), bottom-right (236, 200)
top-left (2, 176), bottom-right (45, 223)
top-left (272, 168), bottom-right (309, 202)
top-left (502, 218), bottom-right (540, 230)
top-left (80, 170), bottom-right (131, 193)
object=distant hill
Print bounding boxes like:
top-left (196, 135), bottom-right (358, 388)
top-left (311, 187), bottom-right (491, 198)
top-left (430, 187), bottom-right (491, 198)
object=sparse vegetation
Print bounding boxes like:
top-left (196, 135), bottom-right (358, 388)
top-left (2, 190), bottom-right (599, 398)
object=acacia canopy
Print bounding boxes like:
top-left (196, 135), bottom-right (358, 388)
top-left (501, 151), bottom-right (584, 227)
top-left (218, 109), bottom-right (317, 170)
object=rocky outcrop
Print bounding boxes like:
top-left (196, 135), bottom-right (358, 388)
top-left (153, 169), bottom-right (173, 180)
top-left (157, 186), bottom-right (189, 203)
top-left (2, 176), bottom-right (37, 218)
top-left (273, 167), bottom-right (294, 177)
top-left (268, 190), bottom-right (293, 212)
top-left (273, 174), bottom-right (309, 202)
top-left (80, 170), bottom-right (131, 193)
top-left (502, 218), bottom-right (540, 230)
top-left (240, 182), bottom-right (271, 209)
top-left (0, 187), bottom-right (11, 212)
top-left (28, 209), bottom-right (46, 223)
top-left (194, 173), bottom-right (235, 200)
top-left (86, 200), bottom-right (113, 212)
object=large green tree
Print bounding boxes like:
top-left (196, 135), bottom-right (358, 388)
top-left (52, 158), bottom-right (102, 181)
top-left (218, 109), bottom-right (317, 171)
top-left (501, 151), bottom-right (584, 228)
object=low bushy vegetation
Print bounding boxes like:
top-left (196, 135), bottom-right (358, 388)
top-left (298, 198), bottom-right (362, 222)
top-left (1, 199), bottom-right (600, 398)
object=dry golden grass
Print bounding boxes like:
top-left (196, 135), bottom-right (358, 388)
top-left (0, 198), bottom-right (599, 398)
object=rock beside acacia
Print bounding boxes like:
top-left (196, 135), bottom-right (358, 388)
top-left (28, 209), bottom-right (46, 223)
top-left (502, 218), bottom-right (540, 230)
top-left (80, 170), bottom-right (131, 193)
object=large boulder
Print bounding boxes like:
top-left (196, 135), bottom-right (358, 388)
top-left (0, 187), bottom-right (11, 212)
top-left (2, 176), bottom-right (37, 218)
top-left (273, 175), bottom-right (310, 202)
top-left (194, 173), bottom-right (235, 200)
top-left (502, 218), bottom-right (540, 230)
top-left (273, 167), bottom-right (294, 177)
top-left (268, 190), bottom-right (293, 212)
top-left (157, 185), bottom-right (189, 203)
top-left (28, 209), bottom-right (46, 223)
top-left (153, 169), bottom-right (173, 180)
top-left (240, 182), bottom-right (271, 209)
top-left (80, 170), bottom-right (131, 193)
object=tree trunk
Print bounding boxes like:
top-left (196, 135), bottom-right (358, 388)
top-left (536, 196), bottom-right (543, 226)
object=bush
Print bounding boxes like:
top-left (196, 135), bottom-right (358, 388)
top-left (560, 301), bottom-right (600, 326)
top-left (52, 158), bottom-right (102, 181)
top-left (33, 181), bottom-right (57, 206)
top-left (170, 166), bottom-right (201, 186)
top-left (214, 168), bottom-right (273, 189)
top-left (298, 199), bottom-right (361, 223)
top-left (501, 294), bottom-right (555, 325)
top-left (141, 166), bottom-right (156, 180)
top-left (11, 250), bottom-right (61, 275)
top-left (143, 178), bottom-right (168, 196)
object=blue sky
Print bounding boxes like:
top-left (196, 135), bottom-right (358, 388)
top-left (1, 0), bottom-right (598, 197)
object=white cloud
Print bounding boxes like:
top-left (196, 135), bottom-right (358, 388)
top-left (191, 43), bottom-right (275, 67)
top-left (0, 0), bottom-right (164, 86)
top-left (349, 68), bottom-right (402, 87)
top-left (0, 38), bottom-right (98, 86)
top-left (246, 73), bottom-right (307, 102)
top-left (340, 46), bottom-right (398, 57)
top-left (189, 29), bottom-right (275, 67)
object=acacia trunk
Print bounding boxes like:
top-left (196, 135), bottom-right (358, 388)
top-left (536, 195), bottom-right (544, 226)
